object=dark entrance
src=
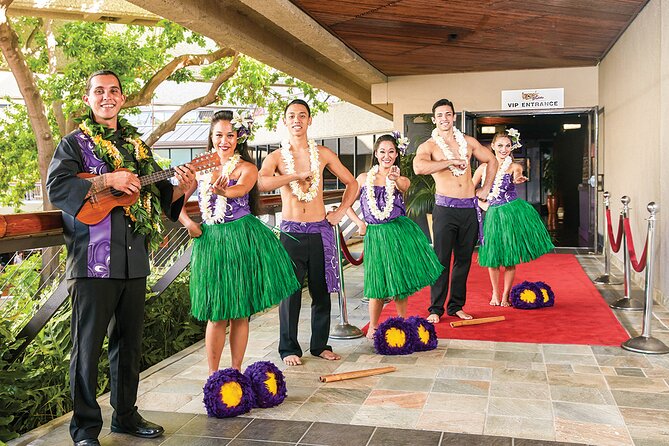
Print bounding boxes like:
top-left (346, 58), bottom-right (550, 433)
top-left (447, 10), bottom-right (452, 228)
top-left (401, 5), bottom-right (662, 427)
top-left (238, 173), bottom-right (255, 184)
top-left (404, 110), bottom-right (596, 248)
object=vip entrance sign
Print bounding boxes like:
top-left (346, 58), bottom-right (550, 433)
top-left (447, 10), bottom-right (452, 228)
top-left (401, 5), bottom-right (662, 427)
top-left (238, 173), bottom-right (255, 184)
top-left (501, 88), bottom-right (564, 110)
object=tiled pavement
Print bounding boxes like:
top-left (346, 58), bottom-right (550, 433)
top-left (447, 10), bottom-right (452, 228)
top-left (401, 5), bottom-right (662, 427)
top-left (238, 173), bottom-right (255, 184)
top-left (11, 254), bottom-right (669, 446)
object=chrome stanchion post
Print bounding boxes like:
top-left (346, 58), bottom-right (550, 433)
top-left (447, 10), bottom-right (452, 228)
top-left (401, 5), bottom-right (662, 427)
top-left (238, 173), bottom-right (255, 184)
top-left (329, 224), bottom-right (363, 339)
top-left (610, 196), bottom-right (644, 310)
top-left (594, 191), bottom-right (623, 285)
top-left (622, 203), bottom-right (669, 354)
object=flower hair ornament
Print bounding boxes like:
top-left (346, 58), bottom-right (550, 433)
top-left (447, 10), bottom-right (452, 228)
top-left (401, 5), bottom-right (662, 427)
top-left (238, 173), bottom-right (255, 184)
top-left (391, 130), bottom-right (410, 156)
top-left (231, 111), bottom-right (254, 143)
top-left (506, 128), bottom-right (522, 150)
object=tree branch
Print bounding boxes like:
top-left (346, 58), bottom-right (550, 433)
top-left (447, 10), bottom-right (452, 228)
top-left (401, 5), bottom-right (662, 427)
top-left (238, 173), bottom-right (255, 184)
top-left (24, 17), bottom-right (42, 50)
top-left (0, 0), bottom-right (56, 210)
top-left (144, 54), bottom-right (241, 147)
top-left (124, 47), bottom-right (236, 108)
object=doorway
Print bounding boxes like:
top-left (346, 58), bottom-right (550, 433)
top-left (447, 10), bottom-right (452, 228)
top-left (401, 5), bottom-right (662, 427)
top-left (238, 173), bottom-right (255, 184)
top-left (404, 109), bottom-right (597, 248)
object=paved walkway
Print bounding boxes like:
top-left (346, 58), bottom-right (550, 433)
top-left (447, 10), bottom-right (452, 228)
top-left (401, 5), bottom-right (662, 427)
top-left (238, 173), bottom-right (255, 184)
top-left (11, 254), bottom-right (669, 446)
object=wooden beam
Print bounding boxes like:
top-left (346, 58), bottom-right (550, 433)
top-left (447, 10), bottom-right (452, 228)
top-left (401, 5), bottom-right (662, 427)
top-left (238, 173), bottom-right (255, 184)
top-left (126, 0), bottom-right (392, 120)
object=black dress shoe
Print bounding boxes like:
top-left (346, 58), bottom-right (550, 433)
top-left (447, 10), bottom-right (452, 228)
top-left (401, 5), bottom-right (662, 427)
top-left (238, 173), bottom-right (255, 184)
top-left (111, 416), bottom-right (164, 439)
top-left (74, 440), bottom-right (100, 446)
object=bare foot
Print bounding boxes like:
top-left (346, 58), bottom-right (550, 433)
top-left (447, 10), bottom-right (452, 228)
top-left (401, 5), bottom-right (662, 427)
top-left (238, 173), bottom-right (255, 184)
top-left (500, 297), bottom-right (511, 307)
top-left (318, 350), bottom-right (341, 361)
top-left (455, 310), bottom-right (473, 320)
top-left (282, 355), bottom-right (302, 366)
top-left (489, 294), bottom-right (501, 306)
top-left (426, 313), bottom-right (440, 324)
top-left (366, 327), bottom-right (377, 340)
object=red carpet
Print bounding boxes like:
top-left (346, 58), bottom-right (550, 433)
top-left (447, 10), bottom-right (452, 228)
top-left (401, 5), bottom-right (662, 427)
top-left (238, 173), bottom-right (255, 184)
top-left (368, 253), bottom-right (629, 346)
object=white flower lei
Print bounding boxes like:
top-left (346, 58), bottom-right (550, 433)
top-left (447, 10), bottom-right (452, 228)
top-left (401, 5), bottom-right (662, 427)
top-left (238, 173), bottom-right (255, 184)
top-left (431, 127), bottom-right (469, 176)
top-left (199, 153), bottom-right (241, 224)
top-left (280, 139), bottom-right (320, 202)
top-left (365, 165), bottom-right (396, 220)
top-left (483, 155), bottom-right (513, 201)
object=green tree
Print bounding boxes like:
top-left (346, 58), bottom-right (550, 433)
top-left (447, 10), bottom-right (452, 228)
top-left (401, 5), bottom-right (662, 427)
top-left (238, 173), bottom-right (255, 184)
top-left (0, 9), bottom-right (329, 211)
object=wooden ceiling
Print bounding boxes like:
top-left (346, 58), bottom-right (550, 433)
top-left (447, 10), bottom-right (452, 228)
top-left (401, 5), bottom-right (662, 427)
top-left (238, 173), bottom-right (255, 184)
top-left (289, 0), bottom-right (649, 76)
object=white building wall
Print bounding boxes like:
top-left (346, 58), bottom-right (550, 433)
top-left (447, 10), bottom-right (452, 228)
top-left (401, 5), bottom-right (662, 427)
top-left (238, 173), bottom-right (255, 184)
top-left (599, 0), bottom-right (667, 305)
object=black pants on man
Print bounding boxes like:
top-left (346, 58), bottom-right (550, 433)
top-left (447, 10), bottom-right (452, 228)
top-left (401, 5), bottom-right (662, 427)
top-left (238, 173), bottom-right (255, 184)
top-left (279, 232), bottom-right (332, 359)
top-left (429, 205), bottom-right (478, 317)
top-left (68, 277), bottom-right (146, 442)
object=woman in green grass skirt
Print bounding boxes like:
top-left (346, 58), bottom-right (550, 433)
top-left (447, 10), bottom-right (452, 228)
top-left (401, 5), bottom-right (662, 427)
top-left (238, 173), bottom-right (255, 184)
top-left (346, 133), bottom-right (444, 339)
top-left (179, 110), bottom-right (299, 374)
top-left (473, 129), bottom-right (554, 307)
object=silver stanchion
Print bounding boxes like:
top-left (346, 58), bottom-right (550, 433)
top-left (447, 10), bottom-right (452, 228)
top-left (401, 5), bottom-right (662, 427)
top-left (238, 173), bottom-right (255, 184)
top-left (610, 196), bottom-right (644, 310)
top-left (594, 191), bottom-right (623, 285)
top-left (622, 203), bottom-right (669, 354)
top-left (330, 224), bottom-right (363, 339)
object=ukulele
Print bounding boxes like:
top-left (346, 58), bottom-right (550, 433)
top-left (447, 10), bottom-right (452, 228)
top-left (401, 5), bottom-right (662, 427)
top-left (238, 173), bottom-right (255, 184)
top-left (76, 151), bottom-right (220, 225)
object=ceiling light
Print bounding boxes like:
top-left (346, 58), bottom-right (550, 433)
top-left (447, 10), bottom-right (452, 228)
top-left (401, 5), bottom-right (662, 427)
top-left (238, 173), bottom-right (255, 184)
top-left (563, 123), bottom-right (581, 130)
top-left (481, 126), bottom-right (496, 134)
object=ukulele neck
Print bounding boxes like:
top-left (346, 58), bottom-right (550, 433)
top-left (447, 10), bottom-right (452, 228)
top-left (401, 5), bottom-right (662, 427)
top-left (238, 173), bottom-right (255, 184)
top-left (139, 167), bottom-right (175, 187)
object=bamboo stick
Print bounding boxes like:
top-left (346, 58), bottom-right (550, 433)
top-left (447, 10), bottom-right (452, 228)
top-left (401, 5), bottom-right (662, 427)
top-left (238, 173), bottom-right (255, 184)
top-left (319, 366), bottom-right (396, 383)
top-left (450, 316), bottom-right (505, 328)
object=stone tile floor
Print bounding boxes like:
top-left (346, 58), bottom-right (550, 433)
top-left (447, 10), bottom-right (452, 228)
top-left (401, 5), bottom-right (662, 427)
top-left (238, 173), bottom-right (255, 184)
top-left (11, 254), bottom-right (669, 446)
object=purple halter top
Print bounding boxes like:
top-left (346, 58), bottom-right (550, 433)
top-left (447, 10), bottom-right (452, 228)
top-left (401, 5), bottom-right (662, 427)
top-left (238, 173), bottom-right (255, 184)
top-left (197, 178), bottom-right (250, 223)
top-left (489, 174), bottom-right (518, 207)
top-left (360, 185), bottom-right (406, 224)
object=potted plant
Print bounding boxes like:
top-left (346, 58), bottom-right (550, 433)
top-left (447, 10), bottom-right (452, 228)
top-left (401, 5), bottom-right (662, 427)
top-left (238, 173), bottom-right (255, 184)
top-left (400, 153), bottom-right (436, 239)
top-left (543, 156), bottom-right (557, 215)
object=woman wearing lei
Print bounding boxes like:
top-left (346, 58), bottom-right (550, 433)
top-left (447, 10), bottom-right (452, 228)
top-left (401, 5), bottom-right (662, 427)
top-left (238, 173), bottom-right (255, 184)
top-left (179, 110), bottom-right (299, 374)
top-left (472, 129), bottom-right (554, 307)
top-left (346, 133), bottom-right (444, 339)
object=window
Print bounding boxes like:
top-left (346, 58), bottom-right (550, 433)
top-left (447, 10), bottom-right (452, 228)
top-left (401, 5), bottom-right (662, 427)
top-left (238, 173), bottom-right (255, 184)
top-left (356, 135), bottom-right (374, 175)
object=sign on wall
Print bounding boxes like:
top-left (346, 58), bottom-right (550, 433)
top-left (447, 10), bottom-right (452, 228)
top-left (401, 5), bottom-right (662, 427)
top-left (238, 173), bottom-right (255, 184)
top-left (501, 88), bottom-right (564, 110)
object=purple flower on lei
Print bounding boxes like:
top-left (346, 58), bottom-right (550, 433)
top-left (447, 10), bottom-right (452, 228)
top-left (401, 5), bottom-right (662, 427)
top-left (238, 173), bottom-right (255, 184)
top-left (203, 368), bottom-right (255, 418)
top-left (244, 361), bottom-right (287, 408)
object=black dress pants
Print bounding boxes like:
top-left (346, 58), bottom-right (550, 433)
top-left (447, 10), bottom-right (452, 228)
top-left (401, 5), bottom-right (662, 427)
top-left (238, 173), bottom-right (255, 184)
top-left (429, 206), bottom-right (478, 317)
top-left (68, 277), bottom-right (146, 442)
top-left (279, 232), bottom-right (332, 359)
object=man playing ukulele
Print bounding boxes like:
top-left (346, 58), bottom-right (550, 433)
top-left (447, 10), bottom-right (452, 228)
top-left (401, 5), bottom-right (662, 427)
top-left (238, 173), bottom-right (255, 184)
top-left (46, 70), bottom-right (195, 446)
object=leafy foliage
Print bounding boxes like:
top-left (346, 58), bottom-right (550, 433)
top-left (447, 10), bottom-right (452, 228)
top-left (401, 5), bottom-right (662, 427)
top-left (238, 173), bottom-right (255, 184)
top-left (208, 56), bottom-right (329, 130)
top-left (0, 102), bottom-right (41, 211)
top-left (0, 258), bottom-right (203, 440)
top-left (401, 153), bottom-right (435, 218)
top-left (542, 155), bottom-right (556, 195)
top-left (0, 17), bottom-right (329, 209)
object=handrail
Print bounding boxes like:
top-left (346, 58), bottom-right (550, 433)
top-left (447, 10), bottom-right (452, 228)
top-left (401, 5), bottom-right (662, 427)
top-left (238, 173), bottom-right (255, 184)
top-left (2, 190), bottom-right (345, 362)
top-left (0, 190), bottom-right (345, 251)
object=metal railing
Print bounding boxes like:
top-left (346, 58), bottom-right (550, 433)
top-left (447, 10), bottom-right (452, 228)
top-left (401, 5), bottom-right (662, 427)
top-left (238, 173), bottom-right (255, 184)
top-left (0, 190), bottom-right (346, 362)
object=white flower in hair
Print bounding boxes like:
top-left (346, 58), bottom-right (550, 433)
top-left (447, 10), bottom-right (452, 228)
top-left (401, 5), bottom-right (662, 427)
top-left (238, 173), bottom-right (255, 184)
top-left (506, 128), bottom-right (522, 150)
top-left (391, 130), bottom-right (410, 155)
top-left (231, 111), bottom-right (254, 143)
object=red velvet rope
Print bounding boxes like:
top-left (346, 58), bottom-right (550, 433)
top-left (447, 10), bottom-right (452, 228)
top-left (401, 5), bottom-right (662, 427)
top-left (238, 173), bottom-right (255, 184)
top-left (339, 232), bottom-right (364, 265)
top-left (623, 217), bottom-right (648, 273)
top-left (606, 208), bottom-right (624, 253)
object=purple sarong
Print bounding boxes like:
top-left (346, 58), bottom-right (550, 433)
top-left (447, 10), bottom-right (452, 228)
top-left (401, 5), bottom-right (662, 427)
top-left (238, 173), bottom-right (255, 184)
top-left (435, 194), bottom-right (484, 245)
top-left (280, 219), bottom-right (340, 293)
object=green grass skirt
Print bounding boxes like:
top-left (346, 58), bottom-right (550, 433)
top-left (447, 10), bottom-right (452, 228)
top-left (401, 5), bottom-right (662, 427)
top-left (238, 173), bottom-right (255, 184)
top-left (190, 214), bottom-right (300, 321)
top-left (363, 216), bottom-right (444, 300)
top-left (478, 198), bottom-right (554, 268)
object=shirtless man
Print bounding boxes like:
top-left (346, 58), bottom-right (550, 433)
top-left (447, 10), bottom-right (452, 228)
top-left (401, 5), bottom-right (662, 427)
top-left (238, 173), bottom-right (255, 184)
top-left (414, 99), bottom-right (498, 322)
top-left (258, 99), bottom-right (358, 366)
